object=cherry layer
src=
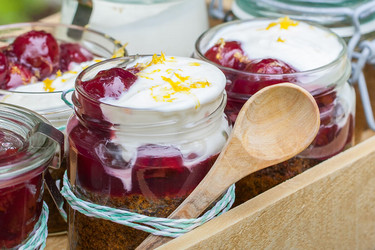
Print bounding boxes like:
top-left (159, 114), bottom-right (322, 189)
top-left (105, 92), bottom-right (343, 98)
top-left (81, 68), bottom-right (137, 100)
top-left (59, 43), bottom-right (94, 72)
top-left (0, 30), bottom-right (94, 90)
top-left (4, 63), bottom-right (34, 90)
top-left (204, 40), bottom-right (248, 70)
top-left (0, 132), bottom-right (43, 249)
top-left (0, 174), bottom-right (43, 249)
top-left (205, 39), bottom-right (352, 158)
top-left (0, 52), bottom-right (9, 85)
top-left (67, 116), bottom-right (216, 198)
top-left (229, 58), bottom-right (298, 96)
top-left (12, 30), bottom-right (59, 80)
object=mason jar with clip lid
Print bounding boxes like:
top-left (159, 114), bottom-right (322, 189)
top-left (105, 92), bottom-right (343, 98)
top-left (0, 22), bottom-right (124, 234)
top-left (61, 0), bottom-right (210, 56)
top-left (209, 0), bottom-right (375, 135)
top-left (0, 103), bottom-right (64, 249)
top-left (194, 17), bottom-right (355, 205)
top-left (64, 54), bottom-right (231, 249)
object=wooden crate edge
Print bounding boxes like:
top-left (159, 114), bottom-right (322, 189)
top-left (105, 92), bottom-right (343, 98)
top-left (159, 136), bottom-right (375, 249)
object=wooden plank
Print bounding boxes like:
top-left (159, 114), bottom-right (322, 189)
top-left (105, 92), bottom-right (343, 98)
top-left (158, 136), bottom-right (375, 249)
top-left (45, 235), bottom-right (68, 250)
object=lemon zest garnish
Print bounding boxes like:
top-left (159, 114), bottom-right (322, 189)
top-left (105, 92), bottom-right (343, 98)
top-left (148, 52), bottom-right (166, 66)
top-left (266, 16), bottom-right (299, 30)
top-left (265, 22), bottom-right (278, 30)
top-left (61, 79), bottom-right (67, 83)
top-left (277, 37), bottom-right (285, 43)
top-left (139, 75), bottom-right (154, 80)
top-left (112, 42), bottom-right (128, 58)
top-left (174, 73), bottom-right (190, 82)
top-left (233, 52), bottom-right (250, 63)
top-left (161, 76), bottom-right (191, 92)
top-left (215, 38), bottom-right (226, 60)
top-left (43, 78), bottom-right (55, 92)
top-left (189, 62), bottom-right (201, 66)
top-left (94, 59), bottom-right (102, 63)
top-left (10, 66), bottom-right (31, 85)
top-left (56, 70), bottom-right (62, 77)
top-left (152, 72), bottom-right (211, 108)
top-left (190, 81), bottom-right (210, 89)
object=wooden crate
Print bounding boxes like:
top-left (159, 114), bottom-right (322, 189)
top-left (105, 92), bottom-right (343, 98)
top-left (44, 1), bottom-right (375, 248)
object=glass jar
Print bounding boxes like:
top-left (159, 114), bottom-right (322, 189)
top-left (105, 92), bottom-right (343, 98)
top-left (61, 0), bottom-right (209, 56)
top-left (228, 0), bottom-right (375, 141)
top-left (194, 18), bottom-right (355, 205)
top-left (0, 103), bottom-right (61, 249)
top-left (231, 0), bottom-right (375, 41)
top-left (0, 22), bottom-right (123, 234)
top-left (66, 55), bottom-right (231, 249)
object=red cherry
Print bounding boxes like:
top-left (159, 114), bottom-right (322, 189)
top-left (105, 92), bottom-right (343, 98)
top-left (11, 30), bottom-right (59, 80)
top-left (4, 63), bottom-right (33, 90)
top-left (81, 68), bottom-right (137, 99)
top-left (132, 144), bottom-right (189, 196)
top-left (59, 43), bottom-right (94, 72)
top-left (244, 58), bottom-right (297, 74)
top-left (0, 52), bottom-right (9, 87)
top-left (204, 40), bottom-right (248, 70)
top-left (230, 58), bottom-right (298, 96)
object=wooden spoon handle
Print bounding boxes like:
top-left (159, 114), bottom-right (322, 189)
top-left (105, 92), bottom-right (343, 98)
top-left (135, 168), bottom-right (234, 250)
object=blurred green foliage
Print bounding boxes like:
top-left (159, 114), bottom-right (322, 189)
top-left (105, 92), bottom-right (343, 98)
top-left (0, 0), bottom-right (60, 24)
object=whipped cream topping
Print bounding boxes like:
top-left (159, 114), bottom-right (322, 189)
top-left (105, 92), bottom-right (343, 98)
top-left (0, 59), bottom-right (102, 126)
top-left (101, 55), bottom-right (226, 111)
top-left (206, 17), bottom-right (344, 71)
top-left (5, 59), bottom-right (102, 93)
top-left (97, 55), bottom-right (229, 191)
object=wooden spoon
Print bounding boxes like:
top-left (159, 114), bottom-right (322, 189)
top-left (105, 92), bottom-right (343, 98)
top-left (136, 83), bottom-right (320, 249)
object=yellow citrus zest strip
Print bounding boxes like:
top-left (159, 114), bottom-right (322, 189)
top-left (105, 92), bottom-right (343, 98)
top-left (43, 78), bottom-right (55, 92)
top-left (277, 37), bottom-right (285, 43)
top-left (266, 16), bottom-right (299, 30)
top-left (189, 62), bottom-right (201, 66)
top-left (174, 73), bottom-right (190, 82)
top-left (112, 42), bottom-right (128, 58)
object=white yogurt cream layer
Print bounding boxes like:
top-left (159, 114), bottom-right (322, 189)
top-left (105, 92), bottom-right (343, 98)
top-left (97, 55), bottom-right (229, 191)
top-left (0, 59), bottom-right (102, 126)
top-left (207, 17), bottom-right (344, 71)
top-left (101, 55), bottom-right (226, 111)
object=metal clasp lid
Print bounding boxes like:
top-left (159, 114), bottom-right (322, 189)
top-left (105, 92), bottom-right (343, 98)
top-left (30, 122), bottom-right (67, 222)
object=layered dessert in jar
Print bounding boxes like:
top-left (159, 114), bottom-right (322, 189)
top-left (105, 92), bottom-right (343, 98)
top-left (67, 54), bottom-right (230, 249)
top-left (0, 103), bottom-right (60, 249)
top-left (194, 17), bottom-right (355, 205)
top-left (0, 23), bottom-right (124, 233)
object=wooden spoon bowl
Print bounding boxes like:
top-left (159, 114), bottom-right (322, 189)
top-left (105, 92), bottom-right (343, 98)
top-left (137, 82), bottom-right (320, 249)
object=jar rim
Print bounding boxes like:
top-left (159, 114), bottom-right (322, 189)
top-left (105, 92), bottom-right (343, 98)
top-left (0, 103), bottom-right (58, 181)
top-left (232, 0), bottom-right (375, 38)
top-left (0, 21), bottom-right (122, 53)
top-left (0, 22), bottom-right (124, 116)
top-left (74, 55), bottom-right (226, 112)
top-left (194, 18), bottom-right (348, 78)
